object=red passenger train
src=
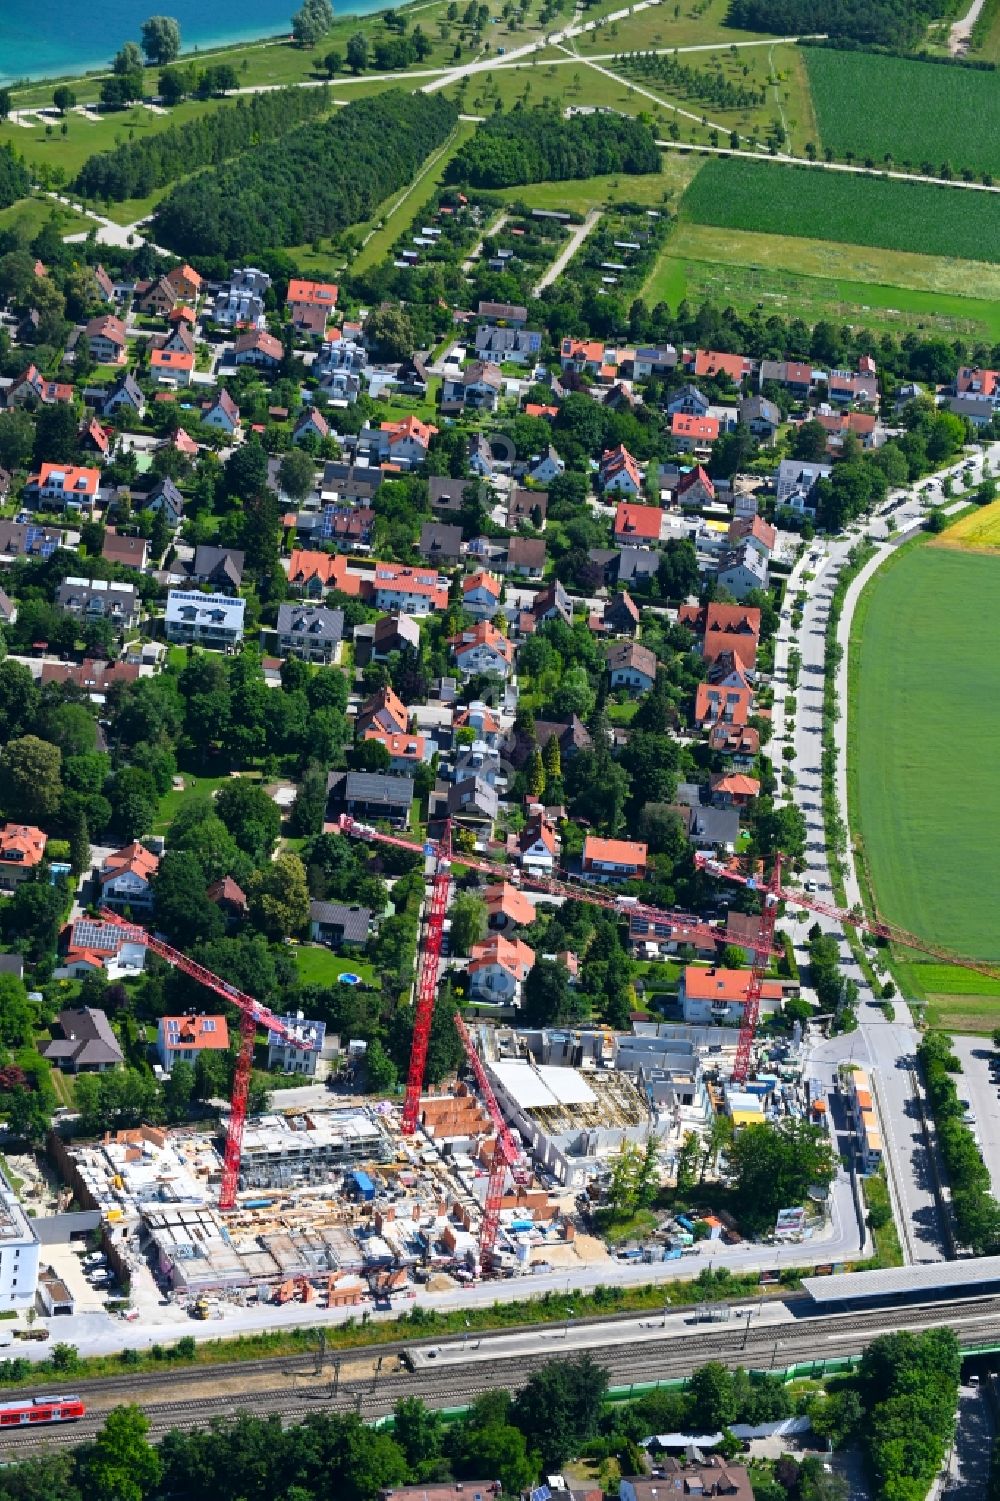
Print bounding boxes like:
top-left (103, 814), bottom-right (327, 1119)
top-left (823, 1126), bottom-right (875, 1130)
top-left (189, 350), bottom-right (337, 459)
top-left (0, 1395), bottom-right (86, 1426)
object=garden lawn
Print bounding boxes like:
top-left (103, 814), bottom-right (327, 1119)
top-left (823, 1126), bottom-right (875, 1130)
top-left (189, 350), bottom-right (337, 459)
top-left (850, 545), bottom-right (1000, 967)
top-left (294, 947), bottom-right (375, 987)
top-left (679, 157), bottom-right (1000, 262)
top-left (803, 47), bottom-right (1000, 180)
top-left (154, 772), bottom-right (233, 833)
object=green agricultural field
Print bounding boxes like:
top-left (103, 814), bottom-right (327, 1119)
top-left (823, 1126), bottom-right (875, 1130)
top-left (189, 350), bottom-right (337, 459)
top-left (803, 47), bottom-right (1000, 179)
top-left (850, 545), bottom-right (1000, 973)
top-left (890, 955), bottom-right (1000, 1030)
top-left (680, 156), bottom-right (1000, 262)
top-left (643, 220), bottom-right (1000, 338)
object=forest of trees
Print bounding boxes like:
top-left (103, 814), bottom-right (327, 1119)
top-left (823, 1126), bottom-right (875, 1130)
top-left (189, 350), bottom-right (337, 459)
top-left (74, 86), bottom-right (331, 203)
top-left (726, 0), bottom-right (948, 49)
top-left (447, 105), bottom-right (661, 188)
top-left (0, 144), bottom-right (29, 211)
top-left (152, 91), bottom-right (458, 258)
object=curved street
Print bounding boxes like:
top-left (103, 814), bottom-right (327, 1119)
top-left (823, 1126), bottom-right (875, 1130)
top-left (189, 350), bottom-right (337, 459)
top-left (772, 441), bottom-right (1000, 1263)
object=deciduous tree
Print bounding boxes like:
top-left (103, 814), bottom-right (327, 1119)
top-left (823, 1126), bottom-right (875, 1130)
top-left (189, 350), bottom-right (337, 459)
top-left (141, 15), bottom-right (182, 65)
top-left (0, 735), bottom-right (62, 821)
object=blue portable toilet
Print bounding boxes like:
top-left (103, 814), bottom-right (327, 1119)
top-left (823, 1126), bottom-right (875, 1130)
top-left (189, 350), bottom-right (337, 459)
top-left (351, 1170), bottom-right (375, 1202)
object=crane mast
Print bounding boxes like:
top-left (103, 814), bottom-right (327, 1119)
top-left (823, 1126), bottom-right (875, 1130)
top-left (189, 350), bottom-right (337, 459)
top-left (452, 1012), bottom-right (520, 1269)
top-left (401, 821), bottom-right (453, 1134)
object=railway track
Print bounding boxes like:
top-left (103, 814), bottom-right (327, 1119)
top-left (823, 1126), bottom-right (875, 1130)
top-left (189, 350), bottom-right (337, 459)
top-left (3, 1294), bottom-right (999, 1460)
top-left (0, 1292), bottom-right (800, 1408)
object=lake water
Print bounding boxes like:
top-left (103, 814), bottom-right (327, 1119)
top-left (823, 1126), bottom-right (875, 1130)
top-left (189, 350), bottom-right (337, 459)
top-left (0, 0), bottom-right (390, 86)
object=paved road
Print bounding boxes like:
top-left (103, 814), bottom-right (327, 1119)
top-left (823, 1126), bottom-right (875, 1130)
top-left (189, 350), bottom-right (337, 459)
top-left (945, 1384), bottom-right (994, 1501)
top-left (772, 446), bottom-right (1000, 1262)
top-left (949, 0), bottom-right (988, 52)
top-left (533, 209), bottom-right (600, 294)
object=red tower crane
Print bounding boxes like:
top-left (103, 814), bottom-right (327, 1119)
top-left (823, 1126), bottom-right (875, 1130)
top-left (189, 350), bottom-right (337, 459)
top-left (99, 909), bottom-right (315, 1210)
top-left (695, 852), bottom-right (1000, 1082)
top-left (401, 821), bottom-right (452, 1136)
top-left (452, 1011), bottom-right (521, 1270)
top-left (337, 816), bottom-right (770, 959)
top-left (730, 857), bottom-right (783, 1084)
top-left (337, 813), bottom-right (779, 1127)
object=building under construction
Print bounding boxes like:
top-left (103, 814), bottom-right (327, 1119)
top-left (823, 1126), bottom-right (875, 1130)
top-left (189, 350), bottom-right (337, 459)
top-left (238, 1109), bottom-right (393, 1190)
top-left (486, 1058), bottom-right (653, 1186)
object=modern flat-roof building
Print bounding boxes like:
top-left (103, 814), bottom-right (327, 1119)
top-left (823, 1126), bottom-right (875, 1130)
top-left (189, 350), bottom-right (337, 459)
top-left (0, 1165), bottom-right (39, 1312)
top-left (238, 1108), bottom-right (393, 1190)
top-left (165, 591), bottom-right (246, 650)
top-left (847, 1068), bottom-right (883, 1174)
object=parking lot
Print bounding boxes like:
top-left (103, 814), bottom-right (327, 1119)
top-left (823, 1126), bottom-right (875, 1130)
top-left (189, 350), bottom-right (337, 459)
top-left (41, 1242), bottom-right (119, 1316)
top-left (950, 1037), bottom-right (1000, 1197)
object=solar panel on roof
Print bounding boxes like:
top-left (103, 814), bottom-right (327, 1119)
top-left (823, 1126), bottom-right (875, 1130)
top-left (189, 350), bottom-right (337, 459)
top-left (72, 919), bottom-right (116, 951)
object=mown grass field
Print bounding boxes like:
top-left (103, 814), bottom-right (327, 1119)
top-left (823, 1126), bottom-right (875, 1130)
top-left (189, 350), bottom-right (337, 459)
top-left (3, 0), bottom-right (520, 107)
top-left (572, 0), bottom-right (770, 53)
top-left (975, 0), bottom-right (1000, 60)
top-left (643, 219), bottom-right (1000, 338)
top-left (803, 47), bottom-right (1000, 179)
top-left (504, 150), bottom-right (701, 213)
top-left (890, 955), bottom-right (1000, 1031)
top-left (850, 545), bottom-right (1000, 973)
top-left (0, 194), bottom-right (89, 239)
top-left (0, 96), bottom-right (232, 182)
top-left (933, 497), bottom-right (1000, 550)
top-left (680, 156), bottom-right (1000, 262)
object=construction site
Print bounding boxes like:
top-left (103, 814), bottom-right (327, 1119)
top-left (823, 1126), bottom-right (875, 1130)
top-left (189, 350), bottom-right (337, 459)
top-left (32, 834), bottom-right (851, 1322)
